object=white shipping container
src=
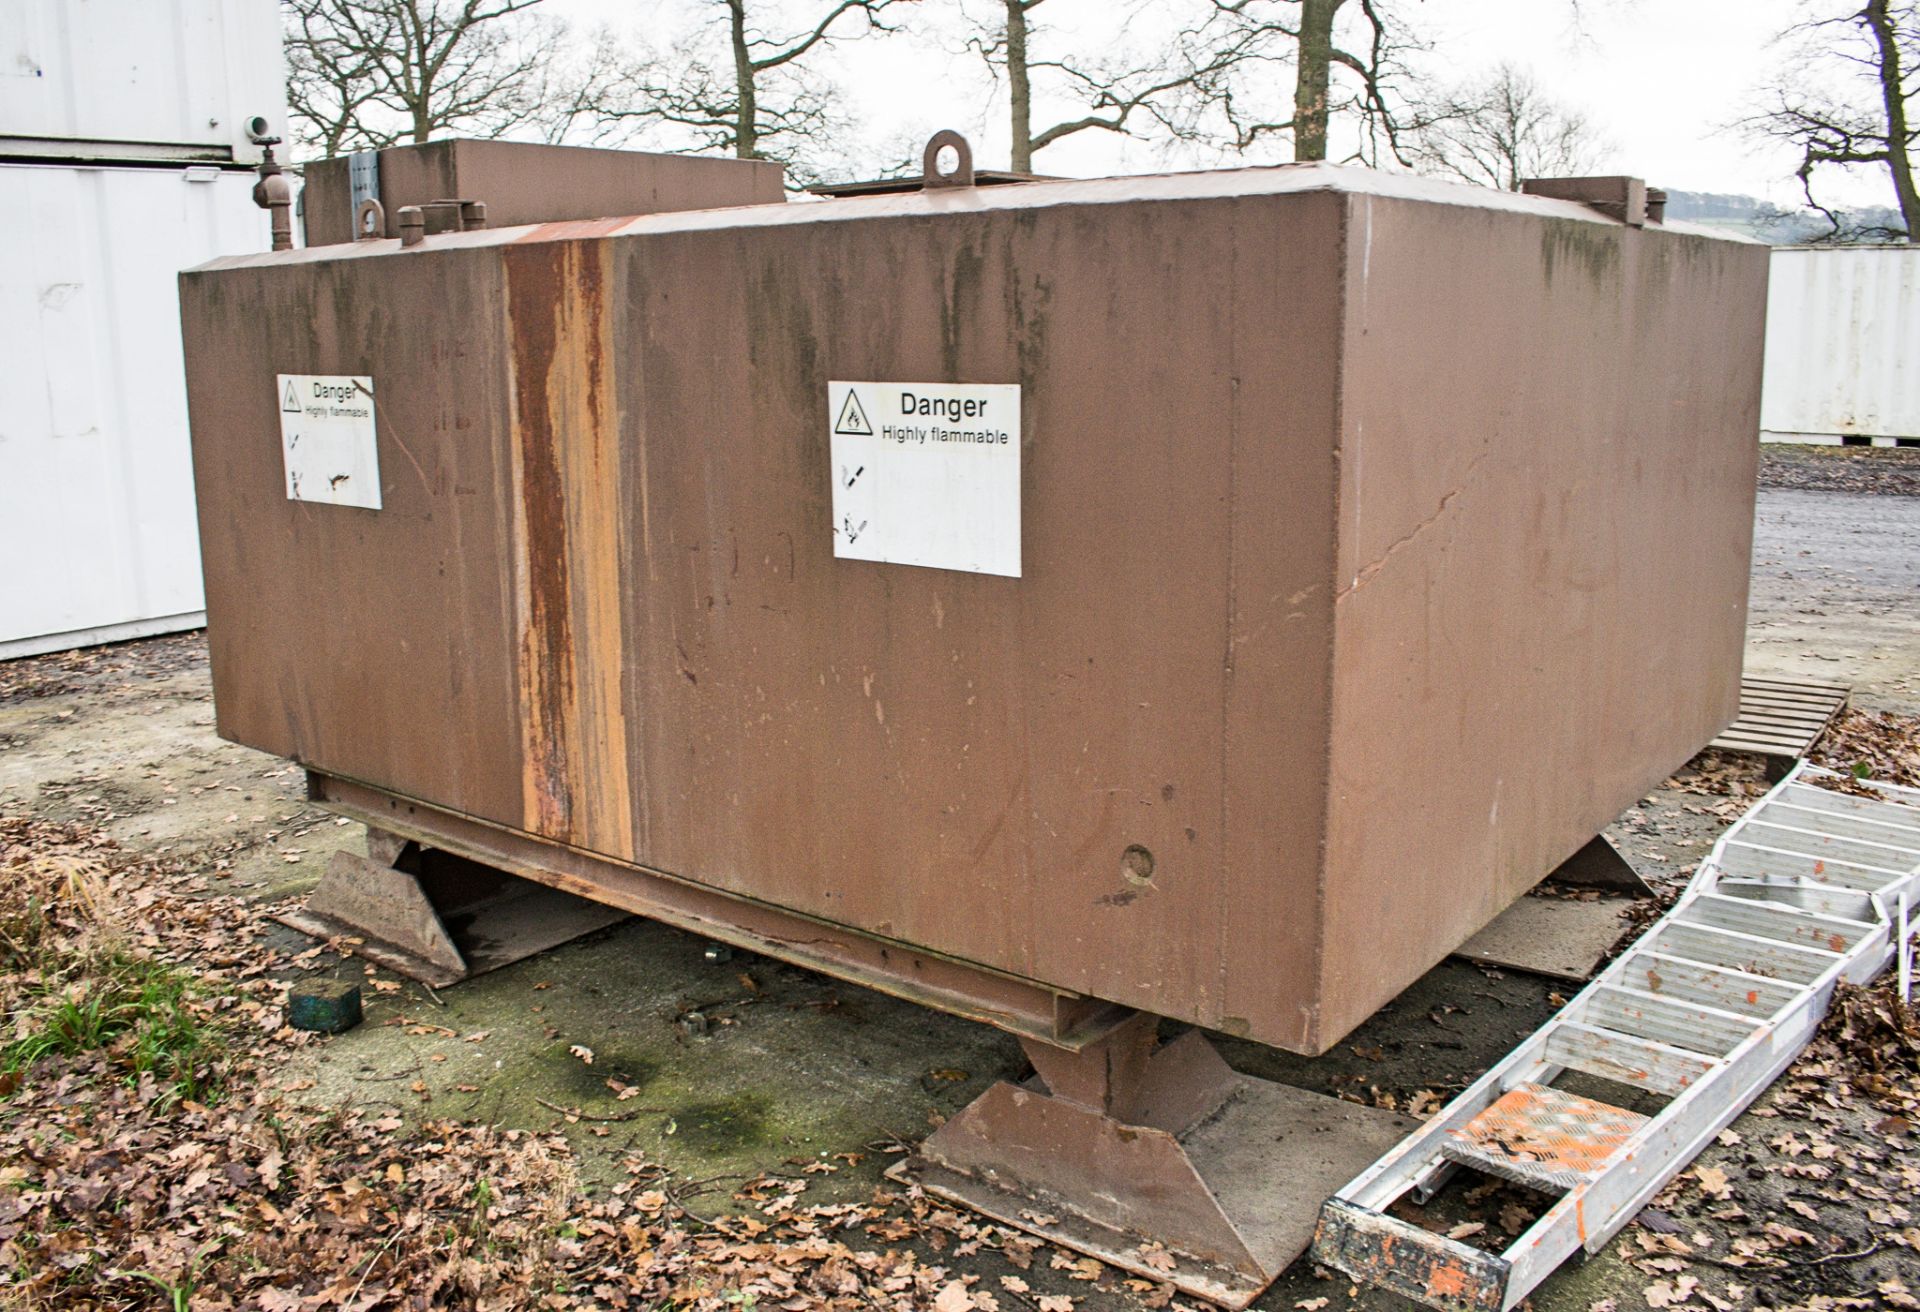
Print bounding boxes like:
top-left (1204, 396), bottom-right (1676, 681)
top-left (3, 0), bottom-right (287, 163)
top-left (1760, 246), bottom-right (1920, 445)
top-left (1, 0), bottom-right (285, 658)
top-left (0, 163), bottom-right (268, 659)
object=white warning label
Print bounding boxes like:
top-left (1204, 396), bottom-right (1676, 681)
top-left (828, 380), bottom-right (1021, 577)
top-left (277, 374), bottom-right (381, 510)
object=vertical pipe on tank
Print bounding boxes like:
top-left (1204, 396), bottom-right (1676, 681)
top-left (251, 141), bottom-right (294, 251)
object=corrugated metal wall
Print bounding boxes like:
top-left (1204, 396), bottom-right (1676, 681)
top-left (0, 0), bottom-right (285, 658)
top-left (1761, 246), bottom-right (1920, 444)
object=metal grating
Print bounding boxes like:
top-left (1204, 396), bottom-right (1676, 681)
top-left (1443, 1084), bottom-right (1649, 1191)
top-left (1708, 674), bottom-right (1849, 761)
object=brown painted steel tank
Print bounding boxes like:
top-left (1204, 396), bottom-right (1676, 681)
top-left (180, 161), bottom-right (1768, 1056)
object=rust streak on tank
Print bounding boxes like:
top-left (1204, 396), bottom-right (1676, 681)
top-left (503, 239), bottom-right (634, 852)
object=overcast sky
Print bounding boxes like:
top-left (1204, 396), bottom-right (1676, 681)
top-left (541, 0), bottom-right (1896, 211)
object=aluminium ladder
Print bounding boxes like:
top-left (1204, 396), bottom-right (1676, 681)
top-left (1312, 761), bottom-right (1920, 1312)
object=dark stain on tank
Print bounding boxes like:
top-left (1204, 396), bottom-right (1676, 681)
top-left (744, 240), bottom-right (823, 465)
top-left (1007, 220), bottom-right (1052, 390)
top-left (940, 231), bottom-right (989, 381)
top-left (1540, 217), bottom-right (1621, 289)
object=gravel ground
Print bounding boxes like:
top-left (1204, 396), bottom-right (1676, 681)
top-left (1759, 443), bottom-right (1920, 497)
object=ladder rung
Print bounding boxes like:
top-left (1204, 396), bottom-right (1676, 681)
top-left (1762, 800), bottom-right (1920, 849)
top-left (1780, 783), bottom-right (1920, 831)
top-left (1684, 892), bottom-right (1871, 954)
top-left (1741, 675), bottom-right (1848, 694)
top-left (1649, 921), bottom-right (1835, 984)
top-left (1315, 1200), bottom-right (1513, 1312)
top-left (1543, 1021), bottom-right (1719, 1097)
top-left (1744, 820), bottom-right (1920, 870)
top-left (1803, 768), bottom-right (1920, 804)
top-left (1625, 950), bottom-right (1802, 1018)
top-left (1715, 878), bottom-right (1878, 923)
top-left (1712, 734), bottom-right (1804, 755)
top-left (1727, 837), bottom-right (1911, 884)
top-left (1717, 842), bottom-right (1888, 891)
top-left (1581, 984), bottom-right (1757, 1057)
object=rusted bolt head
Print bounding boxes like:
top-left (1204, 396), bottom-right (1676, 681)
top-left (397, 205), bottom-right (426, 247)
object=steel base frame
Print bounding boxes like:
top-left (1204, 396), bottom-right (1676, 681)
top-left (306, 769), bottom-right (1131, 1048)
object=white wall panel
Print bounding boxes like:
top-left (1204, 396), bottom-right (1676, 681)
top-left (2, 0), bottom-right (286, 161)
top-left (1761, 246), bottom-right (1920, 443)
top-left (0, 164), bottom-right (266, 657)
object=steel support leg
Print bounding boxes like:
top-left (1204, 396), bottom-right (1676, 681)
top-left (892, 1013), bottom-right (1413, 1309)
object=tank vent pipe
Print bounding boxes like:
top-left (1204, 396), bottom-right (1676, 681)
top-left (250, 140), bottom-right (294, 252)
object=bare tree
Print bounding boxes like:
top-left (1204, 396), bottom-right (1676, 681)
top-left (1407, 63), bottom-right (1606, 191)
top-left (284, 0), bottom-right (573, 157)
top-left (1748, 0), bottom-right (1917, 241)
top-left (961, 1), bottom-right (1237, 173)
top-left (596, 0), bottom-right (907, 175)
top-left (1194, 0), bottom-right (1423, 164)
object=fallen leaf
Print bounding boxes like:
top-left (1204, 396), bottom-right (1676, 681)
top-left (1645, 1275), bottom-right (1699, 1308)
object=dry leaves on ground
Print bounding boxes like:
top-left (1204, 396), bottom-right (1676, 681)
top-left (1, 815), bottom-right (1187, 1311)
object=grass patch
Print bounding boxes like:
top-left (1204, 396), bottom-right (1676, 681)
top-left (1, 953), bottom-right (223, 1106)
top-left (0, 818), bottom-right (226, 1106)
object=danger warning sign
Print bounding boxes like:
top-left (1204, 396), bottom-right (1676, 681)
top-left (277, 374), bottom-right (381, 510)
top-left (826, 380), bottom-right (1021, 577)
top-left (834, 390), bottom-right (872, 436)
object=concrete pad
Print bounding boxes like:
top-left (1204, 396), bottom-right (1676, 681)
top-left (1455, 894), bottom-right (1635, 983)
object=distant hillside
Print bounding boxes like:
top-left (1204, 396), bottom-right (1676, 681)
top-left (1663, 188), bottom-right (1908, 244)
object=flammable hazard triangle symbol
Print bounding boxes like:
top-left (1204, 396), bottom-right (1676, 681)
top-left (283, 381), bottom-right (303, 412)
top-left (834, 389), bottom-right (873, 436)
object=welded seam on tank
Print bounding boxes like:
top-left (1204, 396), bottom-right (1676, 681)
top-left (1215, 213), bottom-right (1240, 1033)
top-left (1307, 192), bottom-right (1360, 1052)
top-left (625, 247), bottom-right (656, 861)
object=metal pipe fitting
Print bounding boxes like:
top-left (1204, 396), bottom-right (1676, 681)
top-left (250, 139), bottom-right (295, 252)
